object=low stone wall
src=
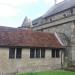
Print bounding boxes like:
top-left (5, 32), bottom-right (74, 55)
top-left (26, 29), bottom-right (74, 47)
top-left (0, 48), bottom-right (64, 74)
top-left (17, 64), bottom-right (61, 73)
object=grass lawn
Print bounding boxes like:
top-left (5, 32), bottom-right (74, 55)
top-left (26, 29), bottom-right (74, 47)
top-left (16, 70), bottom-right (75, 75)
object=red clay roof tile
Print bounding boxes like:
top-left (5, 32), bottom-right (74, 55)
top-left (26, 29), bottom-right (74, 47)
top-left (0, 26), bottom-right (64, 48)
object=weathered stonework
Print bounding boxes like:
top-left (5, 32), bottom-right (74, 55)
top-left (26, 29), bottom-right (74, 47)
top-left (32, 7), bottom-right (75, 68)
top-left (0, 48), bottom-right (64, 74)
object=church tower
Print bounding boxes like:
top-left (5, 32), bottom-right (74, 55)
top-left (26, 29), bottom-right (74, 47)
top-left (21, 16), bottom-right (33, 29)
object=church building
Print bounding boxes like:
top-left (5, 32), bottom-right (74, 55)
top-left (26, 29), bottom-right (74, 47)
top-left (32, 0), bottom-right (75, 67)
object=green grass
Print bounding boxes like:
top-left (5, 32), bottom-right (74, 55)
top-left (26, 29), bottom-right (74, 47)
top-left (16, 70), bottom-right (75, 75)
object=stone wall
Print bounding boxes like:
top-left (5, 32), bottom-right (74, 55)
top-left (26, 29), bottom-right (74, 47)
top-left (41, 22), bottom-right (73, 66)
top-left (33, 15), bottom-right (75, 67)
top-left (70, 23), bottom-right (75, 65)
top-left (32, 5), bottom-right (75, 68)
top-left (0, 48), bottom-right (63, 74)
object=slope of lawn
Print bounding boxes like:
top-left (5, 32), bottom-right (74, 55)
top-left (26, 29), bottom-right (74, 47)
top-left (16, 70), bottom-right (75, 75)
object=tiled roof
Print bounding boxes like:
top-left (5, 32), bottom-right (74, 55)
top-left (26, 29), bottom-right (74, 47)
top-left (32, 17), bottom-right (42, 26)
top-left (32, 0), bottom-right (75, 26)
top-left (0, 26), bottom-right (63, 48)
top-left (43, 0), bottom-right (75, 18)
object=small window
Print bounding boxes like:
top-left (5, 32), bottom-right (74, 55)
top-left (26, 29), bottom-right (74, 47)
top-left (70, 8), bottom-right (73, 14)
top-left (41, 48), bottom-right (45, 58)
top-left (52, 49), bottom-right (56, 58)
top-left (50, 18), bottom-right (52, 22)
top-left (16, 48), bottom-right (22, 59)
top-left (9, 48), bottom-right (15, 59)
top-left (36, 48), bottom-right (40, 58)
top-left (30, 48), bottom-right (45, 59)
top-left (30, 48), bottom-right (35, 58)
top-left (9, 48), bottom-right (22, 59)
top-left (40, 29), bottom-right (44, 31)
top-left (56, 49), bottom-right (60, 58)
top-left (52, 49), bottom-right (60, 58)
top-left (63, 14), bottom-right (67, 17)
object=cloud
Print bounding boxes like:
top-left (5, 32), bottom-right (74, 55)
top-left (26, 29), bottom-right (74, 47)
top-left (0, 4), bottom-right (17, 17)
top-left (0, 0), bottom-right (38, 17)
top-left (0, 0), bottom-right (38, 27)
top-left (0, 0), bottom-right (38, 7)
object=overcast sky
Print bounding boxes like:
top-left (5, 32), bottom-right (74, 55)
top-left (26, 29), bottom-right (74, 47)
top-left (0, 0), bottom-right (64, 27)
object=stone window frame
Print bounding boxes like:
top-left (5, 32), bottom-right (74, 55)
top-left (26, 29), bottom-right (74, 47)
top-left (52, 49), bottom-right (60, 58)
top-left (30, 48), bottom-right (45, 58)
top-left (9, 48), bottom-right (15, 59)
top-left (9, 48), bottom-right (22, 59)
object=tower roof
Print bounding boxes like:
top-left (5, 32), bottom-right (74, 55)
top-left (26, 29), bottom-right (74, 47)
top-left (22, 17), bottom-right (33, 28)
top-left (43, 0), bottom-right (75, 18)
